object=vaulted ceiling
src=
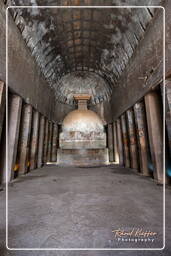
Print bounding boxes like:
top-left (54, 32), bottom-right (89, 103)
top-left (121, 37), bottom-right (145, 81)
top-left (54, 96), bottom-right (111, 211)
top-left (5, 0), bottom-right (162, 105)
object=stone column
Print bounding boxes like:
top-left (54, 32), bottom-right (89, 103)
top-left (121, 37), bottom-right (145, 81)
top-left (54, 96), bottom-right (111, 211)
top-left (165, 80), bottom-right (171, 156)
top-left (30, 110), bottom-right (40, 170)
top-left (120, 114), bottom-right (130, 168)
top-left (165, 80), bottom-right (171, 182)
top-left (126, 108), bottom-right (139, 170)
top-left (37, 115), bottom-right (45, 168)
top-left (51, 123), bottom-right (58, 162)
top-left (116, 119), bottom-right (124, 165)
top-left (134, 101), bottom-right (150, 176)
top-left (107, 123), bottom-right (114, 162)
top-left (47, 121), bottom-right (53, 162)
top-left (8, 94), bottom-right (22, 181)
top-left (145, 91), bottom-right (163, 183)
top-left (113, 121), bottom-right (119, 163)
top-left (0, 81), bottom-right (5, 143)
top-left (43, 119), bottom-right (49, 164)
top-left (18, 104), bottom-right (32, 175)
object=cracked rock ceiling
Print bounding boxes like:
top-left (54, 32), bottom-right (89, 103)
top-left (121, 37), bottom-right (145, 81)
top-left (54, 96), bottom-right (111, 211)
top-left (5, 0), bottom-right (162, 105)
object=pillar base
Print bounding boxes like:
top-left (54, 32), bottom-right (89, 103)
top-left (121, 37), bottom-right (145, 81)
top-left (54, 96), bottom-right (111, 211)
top-left (138, 172), bottom-right (152, 177)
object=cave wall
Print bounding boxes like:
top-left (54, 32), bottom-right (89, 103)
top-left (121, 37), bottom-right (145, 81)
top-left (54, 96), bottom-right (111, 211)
top-left (0, 1), bottom-right (56, 120)
top-left (111, 1), bottom-right (171, 120)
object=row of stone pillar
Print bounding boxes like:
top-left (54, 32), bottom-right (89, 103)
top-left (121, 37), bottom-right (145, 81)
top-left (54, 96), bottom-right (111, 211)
top-left (108, 90), bottom-right (165, 184)
top-left (1, 92), bottom-right (58, 183)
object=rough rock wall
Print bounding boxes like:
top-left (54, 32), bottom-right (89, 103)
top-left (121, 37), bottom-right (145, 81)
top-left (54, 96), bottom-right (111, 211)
top-left (0, 1), bottom-right (56, 120)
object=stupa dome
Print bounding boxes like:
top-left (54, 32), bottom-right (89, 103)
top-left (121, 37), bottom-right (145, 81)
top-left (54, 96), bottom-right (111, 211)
top-left (62, 109), bottom-right (104, 133)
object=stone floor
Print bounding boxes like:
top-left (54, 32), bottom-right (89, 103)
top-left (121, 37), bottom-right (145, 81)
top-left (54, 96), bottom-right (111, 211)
top-left (0, 165), bottom-right (171, 256)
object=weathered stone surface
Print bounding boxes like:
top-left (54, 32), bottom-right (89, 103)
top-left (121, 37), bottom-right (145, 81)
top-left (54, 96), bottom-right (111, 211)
top-left (111, 6), bottom-right (167, 119)
top-left (60, 110), bottom-right (106, 149)
top-left (54, 99), bottom-right (113, 125)
top-left (30, 111), bottom-right (40, 170)
top-left (59, 97), bottom-right (107, 165)
top-left (145, 91), bottom-right (163, 183)
top-left (126, 108), bottom-right (139, 170)
top-left (134, 101), bottom-right (151, 177)
top-left (120, 114), bottom-right (130, 168)
top-left (47, 122), bottom-right (53, 162)
top-left (57, 148), bottom-right (108, 166)
top-left (56, 72), bottom-right (111, 105)
top-left (107, 123), bottom-right (114, 162)
top-left (113, 121), bottom-right (119, 163)
top-left (5, 1), bottom-right (155, 96)
top-left (0, 124), bottom-right (6, 184)
top-left (37, 115), bottom-right (45, 168)
top-left (166, 80), bottom-right (171, 157)
top-left (18, 104), bottom-right (32, 174)
top-left (60, 136), bottom-right (106, 149)
top-left (51, 123), bottom-right (58, 162)
top-left (1, 1), bottom-right (166, 126)
top-left (116, 119), bottom-right (124, 165)
top-left (0, 81), bottom-right (5, 144)
top-left (0, 0), bottom-right (167, 188)
top-left (0, 1), bottom-right (55, 120)
top-left (43, 119), bottom-right (49, 163)
top-left (8, 94), bottom-right (22, 181)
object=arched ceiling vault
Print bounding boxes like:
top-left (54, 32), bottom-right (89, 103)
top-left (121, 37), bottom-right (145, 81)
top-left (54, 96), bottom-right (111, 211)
top-left (5, 0), bottom-right (162, 105)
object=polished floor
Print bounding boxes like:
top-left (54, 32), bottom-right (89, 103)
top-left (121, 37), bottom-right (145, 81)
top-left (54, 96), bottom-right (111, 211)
top-left (0, 165), bottom-right (171, 256)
